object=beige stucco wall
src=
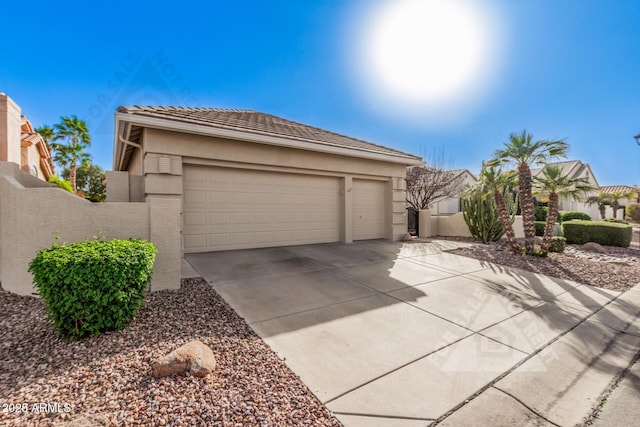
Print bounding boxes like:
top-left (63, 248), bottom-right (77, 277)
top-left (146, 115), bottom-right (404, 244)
top-left (105, 171), bottom-right (130, 202)
top-left (0, 161), bottom-right (180, 296)
top-left (139, 128), bottom-right (410, 244)
top-left (418, 211), bottom-right (524, 240)
top-left (22, 142), bottom-right (47, 179)
top-left (436, 213), bottom-right (473, 238)
top-left (0, 94), bottom-right (21, 165)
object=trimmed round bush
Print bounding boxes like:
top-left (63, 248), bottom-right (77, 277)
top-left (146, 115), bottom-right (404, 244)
top-left (562, 220), bottom-right (632, 247)
top-left (534, 221), bottom-right (546, 236)
top-left (626, 203), bottom-right (640, 222)
top-left (558, 211), bottom-right (591, 222)
top-left (549, 236), bottom-right (567, 253)
top-left (29, 238), bottom-right (157, 340)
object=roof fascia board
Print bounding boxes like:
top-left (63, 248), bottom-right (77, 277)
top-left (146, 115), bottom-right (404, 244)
top-left (583, 164), bottom-right (601, 188)
top-left (114, 113), bottom-right (422, 166)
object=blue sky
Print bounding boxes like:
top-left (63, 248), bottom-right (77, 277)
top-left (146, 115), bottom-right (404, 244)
top-left (2, 0), bottom-right (639, 186)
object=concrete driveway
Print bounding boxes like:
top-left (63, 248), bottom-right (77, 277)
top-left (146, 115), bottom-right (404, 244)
top-left (185, 240), bottom-right (640, 426)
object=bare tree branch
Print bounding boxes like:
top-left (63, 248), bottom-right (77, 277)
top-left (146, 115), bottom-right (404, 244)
top-left (405, 152), bottom-right (465, 210)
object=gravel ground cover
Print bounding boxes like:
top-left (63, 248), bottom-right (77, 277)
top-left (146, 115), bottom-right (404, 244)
top-left (447, 239), bottom-right (640, 292)
top-left (2, 239), bottom-right (638, 426)
top-left (0, 278), bottom-right (341, 426)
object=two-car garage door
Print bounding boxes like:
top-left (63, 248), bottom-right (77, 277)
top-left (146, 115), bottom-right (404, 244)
top-left (183, 165), bottom-right (385, 252)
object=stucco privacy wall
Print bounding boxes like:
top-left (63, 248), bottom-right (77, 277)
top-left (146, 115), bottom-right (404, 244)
top-left (137, 128), bottom-right (409, 244)
top-left (0, 162), bottom-right (180, 296)
top-left (418, 210), bottom-right (525, 239)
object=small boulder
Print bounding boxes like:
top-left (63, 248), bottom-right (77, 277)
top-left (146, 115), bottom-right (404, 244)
top-left (152, 340), bottom-right (216, 378)
top-left (582, 242), bottom-right (606, 253)
top-left (402, 233), bottom-right (413, 242)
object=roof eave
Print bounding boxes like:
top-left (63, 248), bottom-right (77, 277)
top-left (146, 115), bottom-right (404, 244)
top-left (114, 112), bottom-right (422, 168)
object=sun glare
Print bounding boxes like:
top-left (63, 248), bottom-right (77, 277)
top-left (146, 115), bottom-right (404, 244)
top-left (350, 0), bottom-right (503, 127)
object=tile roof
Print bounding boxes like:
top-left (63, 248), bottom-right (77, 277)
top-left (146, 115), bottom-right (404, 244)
top-left (117, 106), bottom-right (421, 161)
top-left (600, 185), bottom-right (639, 194)
top-left (18, 115), bottom-right (55, 180)
top-left (531, 160), bottom-right (581, 177)
top-left (21, 132), bottom-right (41, 145)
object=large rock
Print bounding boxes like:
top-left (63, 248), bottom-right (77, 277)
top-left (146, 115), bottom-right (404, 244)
top-left (152, 340), bottom-right (216, 378)
top-left (583, 242), bottom-right (606, 253)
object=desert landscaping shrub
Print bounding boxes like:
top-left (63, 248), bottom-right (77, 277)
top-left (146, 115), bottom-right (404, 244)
top-left (534, 221), bottom-right (546, 236)
top-left (604, 218), bottom-right (629, 225)
top-left (534, 206), bottom-right (548, 221)
top-left (29, 238), bottom-right (157, 340)
top-left (562, 220), bottom-right (632, 247)
top-left (626, 203), bottom-right (640, 222)
top-left (461, 193), bottom-right (506, 243)
top-left (558, 211), bottom-right (591, 222)
top-left (549, 236), bottom-right (567, 253)
top-left (48, 175), bottom-right (73, 193)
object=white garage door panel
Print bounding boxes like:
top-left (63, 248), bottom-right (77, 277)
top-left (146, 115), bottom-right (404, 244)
top-left (183, 166), bottom-right (340, 252)
top-left (353, 179), bottom-right (386, 240)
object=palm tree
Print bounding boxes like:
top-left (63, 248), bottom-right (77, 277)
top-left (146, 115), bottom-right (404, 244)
top-left (53, 144), bottom-right (91, 184)
top-left (489, 130), bottom-right (568, 255)
top-left (35, 125), bottom-right (54, 143)
top-left (608, 190), bottom-right (635, 218)
top-left (51, 116), bottom-right (91, 192)
top-left (586, 192), bottom-right (612, 220)
top-left (478, 166), bottom-right (521, 253)
top-left (534, 165), bottom-right (596, 254)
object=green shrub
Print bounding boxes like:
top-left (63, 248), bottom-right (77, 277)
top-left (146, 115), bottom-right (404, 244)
top-left (626, 203), bottom-right (640, 222)
top-left (48, 175), bottom-right (73, 193)
top-left (534, 206), bottom-right (548, 221)
top-left (562, 220), bottom-right (632, 247)
top-left (29, 238), bottom-right (157, 340)
top-left (462, 193), bottom-right (508, 243)
top-left (521, 247), bottom-right (548, 257)
top-left (535, 221), bottom-right (546, 236)
top-left (549, 236), bottom-right (566, 253)
top-left (558, 211), bottom-right (591, 222)
top-left (604, 218), bottom-right (629, 225)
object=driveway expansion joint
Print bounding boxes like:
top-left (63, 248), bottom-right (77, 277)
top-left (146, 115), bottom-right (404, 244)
top-left (323, 332), bottom-right (474, 405)
top-left (490, 386), bottom-right (563, 427)
top-left (585, 346), bottom-right (640, 425)
top-left (434, 290), bottom-right (626, 425)
top-left (332, 411), bottom-right (436, 422)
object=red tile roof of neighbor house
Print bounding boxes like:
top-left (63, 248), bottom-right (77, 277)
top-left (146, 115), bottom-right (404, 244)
top-left (600, 185), bottom-right (639, 194)
top-left (117, 106), bottom-right (421, 160)
top-left (20, 115), bottom-right (54, 180)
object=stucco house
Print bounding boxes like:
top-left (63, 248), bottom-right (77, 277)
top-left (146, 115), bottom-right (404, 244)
top-left (600, 185), bottom-right (639, 218)
top-left (0, 93), bottom-right (54, 180)
top-left (107, 106), bottom-right (423, 254)
top-left (430, 169), bottom-right (478, 215)
top-left (532, 160), bottom-right (600, 219)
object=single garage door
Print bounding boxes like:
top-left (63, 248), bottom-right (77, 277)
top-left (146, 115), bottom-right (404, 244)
top-left (183, 165), bottom-right (340, 252)
top-left (353, 179), bottom-right (386, 240)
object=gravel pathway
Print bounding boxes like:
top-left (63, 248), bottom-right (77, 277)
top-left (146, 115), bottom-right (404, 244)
top-left (448, 240), bottom-right (640, 292)
top-left (0, 278), bottom-right (342, 426)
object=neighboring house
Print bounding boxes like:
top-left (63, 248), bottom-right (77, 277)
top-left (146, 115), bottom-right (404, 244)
top-left (532, 160), bottom-right (600, 219)
top-left (108, 106), bottom-right (422, 253)
top-left (601, 185), bottom-right (640, 218)
top-left (0, 93), bottom-right (54, 180)
top-left (430, 169), bottom-right (478, 215)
